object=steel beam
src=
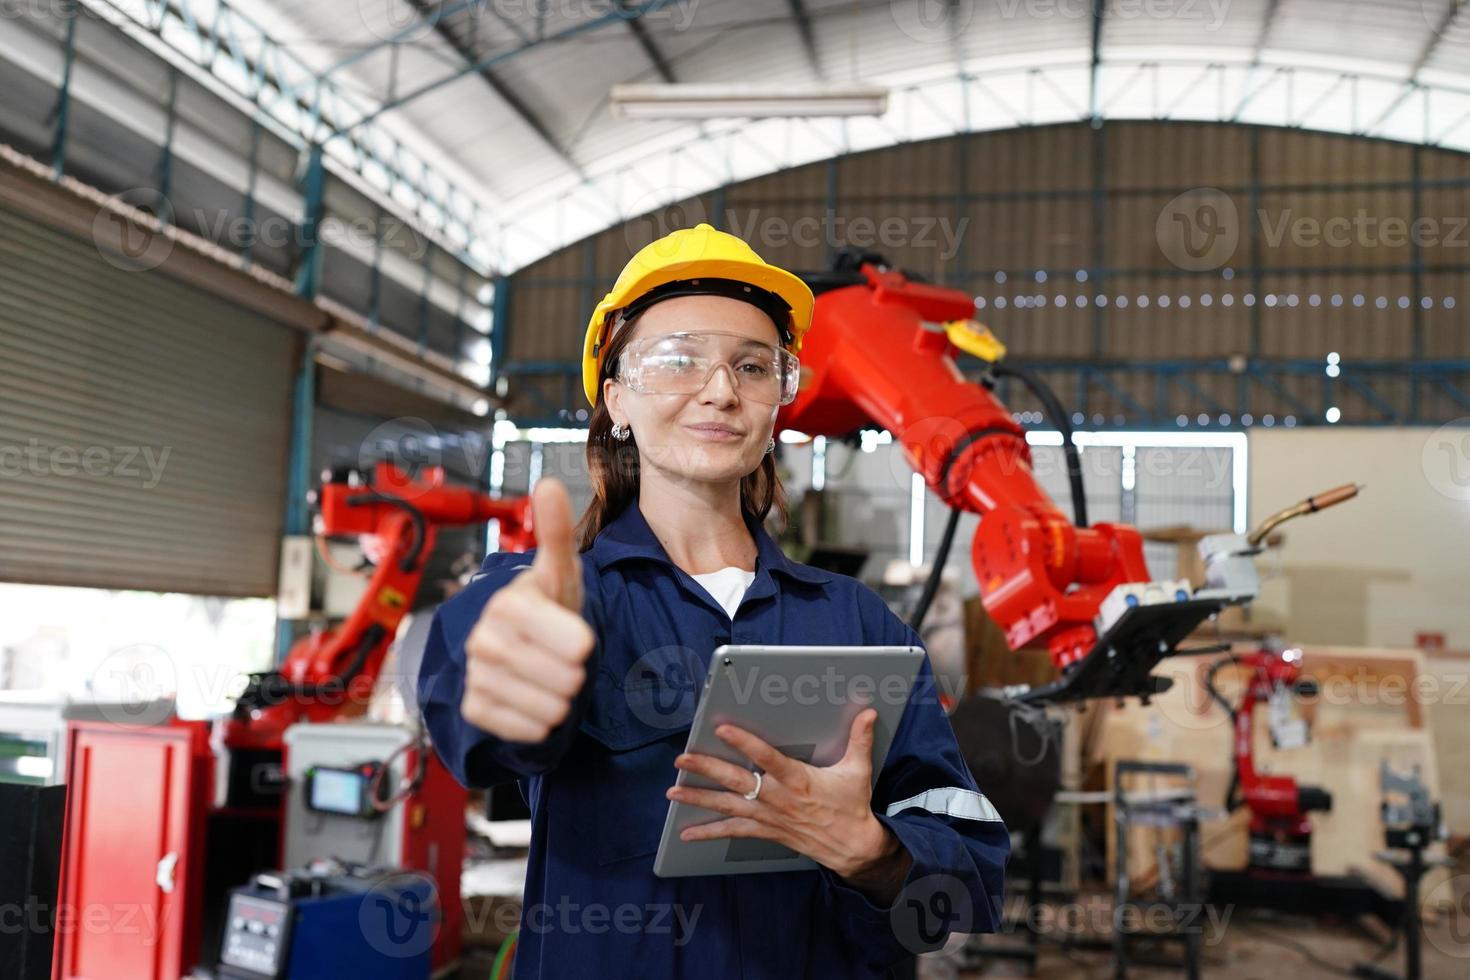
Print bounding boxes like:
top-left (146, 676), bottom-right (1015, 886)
top-left (623, 0), bottom-right (676, 81)
top-left (339, 0), bottom-right (679, 135)
top-left (405, 0), bottom-right (585, 176)
top-left (316, 0), bottom-right (490, 80)
top-left (49, 2), bottom-right (79, 181)
top-left (1088, 0), bottom-right (1105, 122)
top-left (485, 358), bottom-right (1470, 428)
top-left (787, 0), bottom-right (823, 80)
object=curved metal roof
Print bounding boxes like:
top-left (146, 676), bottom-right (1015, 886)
top-left (137, 0), bottom-right (1470, 272)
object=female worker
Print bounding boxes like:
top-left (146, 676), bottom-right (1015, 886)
top-left (418, 224), bottom-right (1008, 978)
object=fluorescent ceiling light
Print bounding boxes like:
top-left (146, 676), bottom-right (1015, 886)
top-left (610, 84), bottom-right (889, 119)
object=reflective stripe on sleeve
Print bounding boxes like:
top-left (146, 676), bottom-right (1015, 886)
top-left (884, 787), bottom-right (1003, 822)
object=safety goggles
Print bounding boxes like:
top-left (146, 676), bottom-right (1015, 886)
top-left (615, 330), bottom-right (801, 406)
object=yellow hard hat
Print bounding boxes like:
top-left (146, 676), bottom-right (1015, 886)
top-left (581, 223), bottom-right (814, 407)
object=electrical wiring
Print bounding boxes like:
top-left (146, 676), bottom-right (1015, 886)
top-left (1232, 920), bottom-right (1364, 978)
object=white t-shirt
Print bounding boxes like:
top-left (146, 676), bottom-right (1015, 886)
top-left (689, 566), bottom-right (756, 620)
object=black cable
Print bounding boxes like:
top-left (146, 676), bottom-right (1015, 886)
top-left (1203, 655), bottom-right (1242, 720)
top-left (991, 362), bottom-right (1088, 528)
top-left (908, 505), bottom-right (962, 632)
top-left (1367, 929), bottom-right (1400, 964)
top-left (1204, 654), bottom-right (1244, 811)
top-left (292, 624), bottom-right (386, 698)
top-left (369, 723), bottom-right (430, 814)
top-left (271, 487), bottom-right (424, 700)
top-left (346, 491), bottom-right (428, 572)
top-left (233, 624), bottom-right (388, 718)
top-left (234, 478), bottom-right (430, 720)
top-left (1233, 921), bottom-right (1362, 978)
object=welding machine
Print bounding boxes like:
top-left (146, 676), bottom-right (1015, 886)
top-left (217, 864), bottom-right (436, 980)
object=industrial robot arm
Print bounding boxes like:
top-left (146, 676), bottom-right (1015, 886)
top-left (1197, 483), bottom-right (1361, 836)
top-left (1205, 644), bottom-right (1332, 826)
top-left (783, 252), bottom-right (1354, 703)
top-left (227, 461), bottom-right (533, 750)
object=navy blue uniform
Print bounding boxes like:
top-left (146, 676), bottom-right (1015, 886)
top-left (418, 502), bottom-right (1009, 978)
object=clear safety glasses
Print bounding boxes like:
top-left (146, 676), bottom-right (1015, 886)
top-left (615, 331), bottom-right (801, 406)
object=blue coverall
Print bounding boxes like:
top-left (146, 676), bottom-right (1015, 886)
top-left (418, 501), bottom-right (1010, 978)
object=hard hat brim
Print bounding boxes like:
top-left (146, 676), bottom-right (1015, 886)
top-left (581, 253), bottom-right (813, 407)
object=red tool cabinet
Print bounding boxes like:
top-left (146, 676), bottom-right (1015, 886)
top-left (53, 719), bottom-right (212, 980)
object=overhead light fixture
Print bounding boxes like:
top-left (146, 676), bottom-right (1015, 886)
top-left (609, 83), bottom-right (889, 119)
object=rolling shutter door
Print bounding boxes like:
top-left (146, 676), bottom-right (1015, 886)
top-left (0, 205), bottom-right (297, 596)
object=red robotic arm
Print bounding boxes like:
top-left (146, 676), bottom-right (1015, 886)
top-left (226, 461), bottom-right (533, 750)
top-left (1205, 646), bottom-right (1333, 872)
top-left (783, 258), bottom-right (1226, 702)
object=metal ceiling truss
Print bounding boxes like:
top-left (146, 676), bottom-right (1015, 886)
top-left (622, 0), bottom-right (676, 82)
top-left (75, 0), bottom-right (676, 276)
top-left (1007, 358), bottom-right (1470, 429)
top-left (331, 0), bottom-right (681, 134)
top-left (59, 2), bottom-right (1470, 279)
top-left (80, 0), bottom-right (487, 269)
top-left (496, 358), bottom-right (1470, 430)
top-left (402, 0), bottom-right (586, 177)
top-left (786, 0), bottom-right (823, 80)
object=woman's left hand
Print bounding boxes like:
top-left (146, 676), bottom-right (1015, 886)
top-left (666, 708), bottom-right (912, 894)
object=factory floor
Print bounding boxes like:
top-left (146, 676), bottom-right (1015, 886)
top-left (457, 906), bottom-right (1466, 978)
top-left (933, 905), bottom-right (1467, 979)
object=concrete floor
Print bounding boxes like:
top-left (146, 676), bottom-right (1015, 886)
top-left (461, 907), bottom-right (1468, 979)
top-left (457, 869), bottom-right (1470, 979)
top-left (923, 901), bottom-right (1469, 979)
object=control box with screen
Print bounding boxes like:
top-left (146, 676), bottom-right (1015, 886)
top-left (303, 763), bottom-right (384, 819)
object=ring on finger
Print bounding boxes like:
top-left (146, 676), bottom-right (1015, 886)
top-left (743, 770), bottom-right (763, 801)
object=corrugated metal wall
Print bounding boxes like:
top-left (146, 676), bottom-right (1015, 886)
top-left (0, 205), bottom-right (296, 596)
top-left (500, 121), bottom-right (1470, 425)
top-left (495, 440), bottom-right (594, 544)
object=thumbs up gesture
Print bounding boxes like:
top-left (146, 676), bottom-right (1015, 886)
top-left (461, 478), bottom-right (596, 743)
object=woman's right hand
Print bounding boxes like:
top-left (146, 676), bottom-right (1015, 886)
top-left (460, 477), bottom-right (596, 743)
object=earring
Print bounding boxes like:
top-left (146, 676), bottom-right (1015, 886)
top-left (765, 436), bottom-right (776, 454)
top-left (611, 422), bottom-right (631, 441)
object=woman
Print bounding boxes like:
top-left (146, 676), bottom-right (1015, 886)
top-left (418, 224), bottom-right (1008, 978)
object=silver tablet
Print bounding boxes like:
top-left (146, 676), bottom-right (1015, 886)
top-left (652, 644), bottom-right (924, 878)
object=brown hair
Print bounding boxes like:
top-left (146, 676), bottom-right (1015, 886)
top-left (573, 312), bottom-right (788, 552)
